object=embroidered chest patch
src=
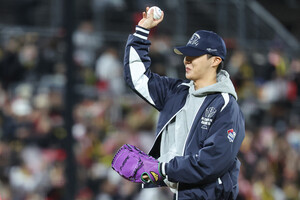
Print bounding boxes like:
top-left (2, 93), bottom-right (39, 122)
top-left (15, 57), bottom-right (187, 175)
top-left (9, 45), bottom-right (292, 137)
top-left (201, 107), bottom-right (216, 129)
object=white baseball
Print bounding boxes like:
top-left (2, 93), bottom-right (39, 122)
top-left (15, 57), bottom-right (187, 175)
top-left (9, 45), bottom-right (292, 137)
top-left (147, 6), bottom-right (162, 20)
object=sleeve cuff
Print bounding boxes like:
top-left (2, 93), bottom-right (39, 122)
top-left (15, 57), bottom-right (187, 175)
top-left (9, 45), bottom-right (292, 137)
top-left (133, 25), bottom-right (150, 40)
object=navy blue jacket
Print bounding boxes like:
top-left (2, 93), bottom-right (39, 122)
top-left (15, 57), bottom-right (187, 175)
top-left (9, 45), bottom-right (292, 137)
top-left (124, 26), bottom-right (245, 200)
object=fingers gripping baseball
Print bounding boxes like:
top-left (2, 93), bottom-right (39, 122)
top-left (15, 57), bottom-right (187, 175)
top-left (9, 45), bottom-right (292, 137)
top-left (138, 6), bottom-right (164, 30)
top-left (111, 144), bottom-right (165, 184)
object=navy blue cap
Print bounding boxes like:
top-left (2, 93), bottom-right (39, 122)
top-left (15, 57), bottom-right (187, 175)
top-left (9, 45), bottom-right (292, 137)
top-left (174, 30), bottom-right (227, 60)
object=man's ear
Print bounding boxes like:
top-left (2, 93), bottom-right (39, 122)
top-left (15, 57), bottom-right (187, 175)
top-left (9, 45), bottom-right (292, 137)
top-left (213, 57), bottom-right (222, 67)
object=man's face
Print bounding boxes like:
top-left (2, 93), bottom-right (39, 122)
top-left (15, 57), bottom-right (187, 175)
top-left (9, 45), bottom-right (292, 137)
top-left (183, 54), bottom-right (214, 81)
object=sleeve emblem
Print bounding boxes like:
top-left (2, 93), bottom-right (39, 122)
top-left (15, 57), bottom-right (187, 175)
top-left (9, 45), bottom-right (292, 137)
top-left (227, 129), bottom-right (236, 143)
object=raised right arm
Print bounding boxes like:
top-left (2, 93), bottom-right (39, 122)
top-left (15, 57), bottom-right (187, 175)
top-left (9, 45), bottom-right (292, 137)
top-left (124, 7), bottom-right (186, 110)
top-left (124, 26), bottom-right (175, 110)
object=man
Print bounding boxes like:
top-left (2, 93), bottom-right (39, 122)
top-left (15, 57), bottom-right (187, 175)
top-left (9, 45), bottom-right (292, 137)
top-left (122, 7), bottom-right (245, 199)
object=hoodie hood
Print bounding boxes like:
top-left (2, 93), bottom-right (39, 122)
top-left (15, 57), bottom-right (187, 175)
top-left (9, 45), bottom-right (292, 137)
top-left (188, 70), bottom-right (238, 99)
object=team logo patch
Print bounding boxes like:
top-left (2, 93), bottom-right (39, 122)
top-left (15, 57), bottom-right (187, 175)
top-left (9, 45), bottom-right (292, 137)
top-left (150, 171), bottom-right (159, 181)
top-left (187, 33), bottom-right (200, 46)
top-left (227, 129), bottom-right (236, 143)
top-left (201, 107), bottom-right (216, 129)
top-left (205, 107), bottom-right (217, 118)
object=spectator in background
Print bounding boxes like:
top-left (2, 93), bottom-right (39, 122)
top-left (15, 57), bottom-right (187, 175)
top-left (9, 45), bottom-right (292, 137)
top-left (73, 21), bottom-right (103, 68)
top-left (95, 47), bottom-right (125, 95)
top-left (288, 57), bottom-right (300, 100)
top-left (0, 37), bottom-right (24, 89)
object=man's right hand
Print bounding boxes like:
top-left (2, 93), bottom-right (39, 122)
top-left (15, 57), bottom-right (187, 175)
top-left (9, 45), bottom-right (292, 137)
top-left (138, 7), bottom-right (164, 30)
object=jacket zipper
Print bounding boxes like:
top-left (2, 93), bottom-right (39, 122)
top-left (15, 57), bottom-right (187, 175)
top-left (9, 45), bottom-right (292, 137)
top-left (147, 108), bottom-right (184, 199)
top-left (176, 95), bottom-right (207, 200)
top-left (176, 120), bottom-right (192, 200)
top-left (148, 107), bottom-right (184, 154)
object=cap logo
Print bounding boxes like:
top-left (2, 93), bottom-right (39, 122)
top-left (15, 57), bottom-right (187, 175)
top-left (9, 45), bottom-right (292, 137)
top-left (187, 33), bottom-right (200, 46)
top-left (206, 48), bottom-right (217, 52)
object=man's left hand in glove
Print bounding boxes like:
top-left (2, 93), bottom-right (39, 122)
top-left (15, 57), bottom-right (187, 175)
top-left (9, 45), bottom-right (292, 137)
top-left (111, 144), bottom-right (166, 184)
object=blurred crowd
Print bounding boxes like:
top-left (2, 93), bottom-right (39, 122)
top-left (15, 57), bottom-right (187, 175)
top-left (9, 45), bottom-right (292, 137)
top-left (227, 47), bottom-right (300, 200)
top-left (0, 11), bottom-right (300, 200)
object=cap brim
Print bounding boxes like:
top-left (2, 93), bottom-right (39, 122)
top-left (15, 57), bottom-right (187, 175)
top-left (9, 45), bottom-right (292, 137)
top-left (174, 46), bottom-right (207, 57)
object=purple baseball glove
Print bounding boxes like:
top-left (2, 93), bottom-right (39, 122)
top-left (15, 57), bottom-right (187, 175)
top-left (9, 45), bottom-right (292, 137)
top-left (111, 144), bottom-right (165, 184)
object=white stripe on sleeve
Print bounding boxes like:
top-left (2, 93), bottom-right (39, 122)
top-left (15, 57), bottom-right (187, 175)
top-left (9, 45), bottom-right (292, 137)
top-left (136, 26), bottom-right (150, 34)
top-left (221, 93), bottom-right (229, 112)
top-left (129, 46), bottom-right (155, 105)
top-left (133, 33), bottom-right (148, 40)
top-left (218, 177), bottom-right (223, 184)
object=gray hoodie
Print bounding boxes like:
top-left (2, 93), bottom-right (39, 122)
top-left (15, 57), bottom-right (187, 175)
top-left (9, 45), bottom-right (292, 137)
top-left (158, 70), bottom-right (237, 191)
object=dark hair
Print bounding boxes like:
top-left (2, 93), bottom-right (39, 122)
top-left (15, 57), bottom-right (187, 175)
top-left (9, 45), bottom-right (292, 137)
top-left (207, 54), bottom-right (224, 74)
